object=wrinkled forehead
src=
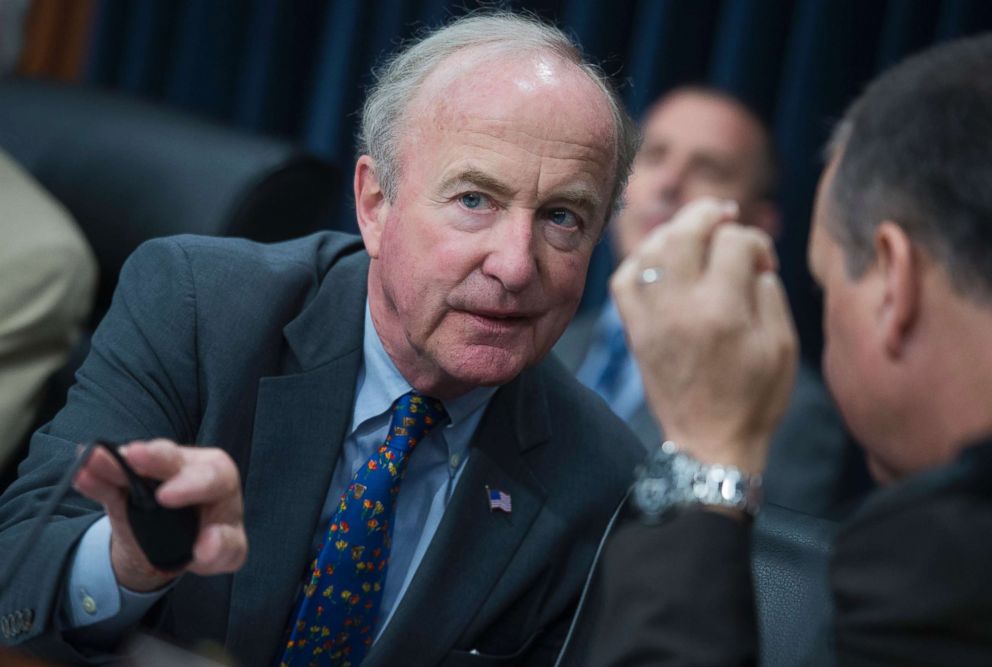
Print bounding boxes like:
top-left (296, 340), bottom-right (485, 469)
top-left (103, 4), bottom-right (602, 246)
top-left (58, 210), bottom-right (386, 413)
top-left (403, 47), bottom-right (617, 160)
top-left (652, 93), bottom-right (759, 153)
top-left (664, 89), bottom-right (759, 130)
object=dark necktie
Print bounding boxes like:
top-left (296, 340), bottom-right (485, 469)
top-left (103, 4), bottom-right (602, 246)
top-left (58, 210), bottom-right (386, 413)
top-left (592, 322), bottom-right (629, 403)
top-left (279, 391), bottom-right (447, 666)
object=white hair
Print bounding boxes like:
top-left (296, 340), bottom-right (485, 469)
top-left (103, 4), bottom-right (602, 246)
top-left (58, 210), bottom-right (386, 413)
top-left (357, 10), bottom-right (639, 217)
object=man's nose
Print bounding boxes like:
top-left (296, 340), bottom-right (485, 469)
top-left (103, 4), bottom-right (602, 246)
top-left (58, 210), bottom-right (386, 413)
top-left (482, 214), bottom-right (539, 293)
top-left (649, 160), bottom-right (684, 200)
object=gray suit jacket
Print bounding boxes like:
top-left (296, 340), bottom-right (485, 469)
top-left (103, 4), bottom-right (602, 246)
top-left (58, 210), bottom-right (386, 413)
top-left (0, 233), bottom-right (642, 666)
top-left (555, 307), bottom-right (857, 517)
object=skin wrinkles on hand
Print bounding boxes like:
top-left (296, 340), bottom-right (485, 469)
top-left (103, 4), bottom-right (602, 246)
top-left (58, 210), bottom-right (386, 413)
top-left (611, 198), bottom-right (796, 475)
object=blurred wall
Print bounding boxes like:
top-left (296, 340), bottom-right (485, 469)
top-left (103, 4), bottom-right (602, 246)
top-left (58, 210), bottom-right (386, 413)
top-left (14, 0), bottom-right (992, 363)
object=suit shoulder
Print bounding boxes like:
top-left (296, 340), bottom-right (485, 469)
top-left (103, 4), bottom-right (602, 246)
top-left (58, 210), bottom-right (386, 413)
top-left (539, 355), bottom-right (644, 471)
top-left (133, 231), bottom-right (363, 279)
top-left (117, 232), bottom-right (367, 349)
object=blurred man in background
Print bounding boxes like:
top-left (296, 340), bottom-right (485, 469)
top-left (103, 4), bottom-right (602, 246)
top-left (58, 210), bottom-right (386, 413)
top-left (556, 86), bottom-right (857, 516)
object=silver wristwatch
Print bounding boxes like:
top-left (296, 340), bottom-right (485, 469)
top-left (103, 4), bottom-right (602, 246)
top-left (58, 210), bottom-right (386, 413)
top-left (632, 440), bottom-right (763, 522)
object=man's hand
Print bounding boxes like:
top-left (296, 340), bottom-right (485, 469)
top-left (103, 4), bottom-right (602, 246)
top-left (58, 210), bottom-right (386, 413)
top-left (611, 197), bottom-right (798, 474)
top-left (73, 439), bottom-right (247, 592)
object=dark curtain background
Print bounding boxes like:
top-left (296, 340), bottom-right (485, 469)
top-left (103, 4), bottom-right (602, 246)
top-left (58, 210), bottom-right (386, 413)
top-left (81, 0), bottom-right (992, 363)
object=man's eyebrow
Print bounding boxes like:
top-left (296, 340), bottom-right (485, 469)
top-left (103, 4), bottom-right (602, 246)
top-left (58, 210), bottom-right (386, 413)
top-left (690, 152), bottom-right (735, 174)
top-left (549, 185), bottom-right (602, 216)
top-left (640, 139), bottom-right (669, 154)
top-left (439, 169), bottom-right (515, 198)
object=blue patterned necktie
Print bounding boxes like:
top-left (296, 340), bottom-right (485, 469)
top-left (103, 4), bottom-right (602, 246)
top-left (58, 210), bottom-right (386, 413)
top-left (279, 391), bottom-right (447, 667)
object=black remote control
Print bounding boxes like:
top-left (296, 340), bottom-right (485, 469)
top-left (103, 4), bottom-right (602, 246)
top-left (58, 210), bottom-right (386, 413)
top-left (99, 442), bottom-right (199, 570)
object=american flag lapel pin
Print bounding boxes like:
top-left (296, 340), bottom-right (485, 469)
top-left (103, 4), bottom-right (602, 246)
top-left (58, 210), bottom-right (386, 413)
top-left (485, 485), bottom-right (512, 514)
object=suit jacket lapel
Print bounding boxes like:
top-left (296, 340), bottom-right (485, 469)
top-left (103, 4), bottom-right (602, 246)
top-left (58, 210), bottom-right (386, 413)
top-left (225, 249), bottom-right (370, 662)
top-left (552, 309), bottom-right (597, 373)
top-left (365, 367), bottom-right (552, 666)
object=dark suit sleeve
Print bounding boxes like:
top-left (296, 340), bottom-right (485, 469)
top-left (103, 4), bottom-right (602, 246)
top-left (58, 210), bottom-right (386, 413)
top-left (0, 238), bottom-right (200, 662)
top-left (831, 470), bottom-right (992, 667)
top-left (582, 509), bottom-right (757, 667)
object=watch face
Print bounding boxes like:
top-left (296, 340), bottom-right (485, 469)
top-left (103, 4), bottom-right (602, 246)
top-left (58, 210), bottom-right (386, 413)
top-left (634, 476), bottom-right (670, 516)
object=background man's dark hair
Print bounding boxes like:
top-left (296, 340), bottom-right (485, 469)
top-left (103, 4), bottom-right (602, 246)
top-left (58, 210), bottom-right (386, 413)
top-left (827, 32), bottom-right (992, 301)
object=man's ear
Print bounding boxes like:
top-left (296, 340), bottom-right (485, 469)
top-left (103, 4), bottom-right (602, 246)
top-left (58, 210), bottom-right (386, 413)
top-left (874, 221), bottom-right (919, 357)
top-left (355, 155), bottom-right (388, 258)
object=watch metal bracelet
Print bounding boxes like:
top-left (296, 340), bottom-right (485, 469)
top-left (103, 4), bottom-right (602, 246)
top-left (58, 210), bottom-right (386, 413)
top-left (632, 440), bottom-right (763, 522)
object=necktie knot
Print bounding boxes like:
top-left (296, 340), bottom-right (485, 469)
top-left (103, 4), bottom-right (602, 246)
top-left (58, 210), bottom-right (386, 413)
top-left (384, 392), bottom-right (447, 454)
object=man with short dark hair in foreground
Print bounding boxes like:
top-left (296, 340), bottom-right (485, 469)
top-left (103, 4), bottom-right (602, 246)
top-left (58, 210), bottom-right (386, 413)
top-left (0, 12), bottom-right (643, 665)
top-left (588, 34), bottom-right (992, 665)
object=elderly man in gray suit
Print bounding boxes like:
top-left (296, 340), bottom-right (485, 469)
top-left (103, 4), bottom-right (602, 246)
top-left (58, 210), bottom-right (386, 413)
top-left (0, 12), bottom-right (642, 666)
top-left (556, 87), bottom-right (859, 516)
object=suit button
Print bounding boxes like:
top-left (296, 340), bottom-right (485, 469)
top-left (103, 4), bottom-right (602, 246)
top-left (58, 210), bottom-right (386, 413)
top-left (22, 608), bottom-right (33, 631)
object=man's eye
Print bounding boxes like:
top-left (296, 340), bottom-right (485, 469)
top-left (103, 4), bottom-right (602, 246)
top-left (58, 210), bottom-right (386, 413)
top-left (547, 208), bottom-right (579, 229)
top-left (460, 192), bottom-right (490, 210)
top-left (694, 162), bottom-right (732, 183)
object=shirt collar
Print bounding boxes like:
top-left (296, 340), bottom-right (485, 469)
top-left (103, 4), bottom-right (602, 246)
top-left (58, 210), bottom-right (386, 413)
top-left (351, 301), bottom-right (496, 436)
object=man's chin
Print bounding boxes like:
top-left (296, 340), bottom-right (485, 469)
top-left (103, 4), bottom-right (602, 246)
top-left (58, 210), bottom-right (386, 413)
top-left (442, 346), bottom-right (531, 389)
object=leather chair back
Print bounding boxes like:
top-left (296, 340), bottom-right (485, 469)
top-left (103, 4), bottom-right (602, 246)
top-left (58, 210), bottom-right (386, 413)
top-left (753, 504), bottom-right (838, 666)
top-left (0, 78), bottom-right (341, 488)
top-left (0, 77), bottom-right (341, 317)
